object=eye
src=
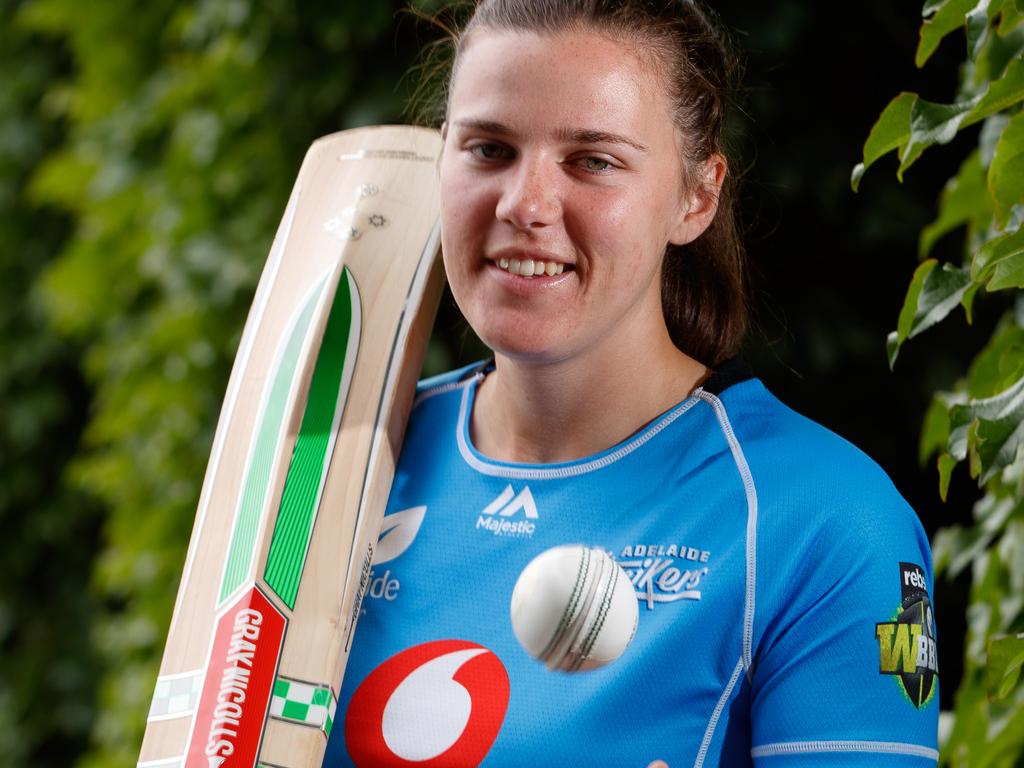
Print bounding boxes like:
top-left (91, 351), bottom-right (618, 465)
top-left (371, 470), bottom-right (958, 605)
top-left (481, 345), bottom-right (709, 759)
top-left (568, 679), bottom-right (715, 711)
top-left (576, 156), bottom-right (614, 173)
top-left (468, 142), bottom-right (513, 161)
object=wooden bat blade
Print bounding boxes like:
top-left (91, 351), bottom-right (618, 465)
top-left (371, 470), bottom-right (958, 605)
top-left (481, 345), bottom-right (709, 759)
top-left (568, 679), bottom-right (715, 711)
top-left (138, 125), bottom-right (444, 768)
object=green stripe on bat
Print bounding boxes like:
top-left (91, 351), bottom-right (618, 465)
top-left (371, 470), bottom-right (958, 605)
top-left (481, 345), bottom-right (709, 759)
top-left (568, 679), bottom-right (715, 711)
top-left (264, 269), bottom-right (357, 609)
top-left (218, 276), bottom-right (328, 605)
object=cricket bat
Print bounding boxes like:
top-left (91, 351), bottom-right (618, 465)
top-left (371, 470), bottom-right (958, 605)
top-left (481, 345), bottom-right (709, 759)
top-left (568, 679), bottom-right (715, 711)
top-left (137, 125), bottom-right (445, 768)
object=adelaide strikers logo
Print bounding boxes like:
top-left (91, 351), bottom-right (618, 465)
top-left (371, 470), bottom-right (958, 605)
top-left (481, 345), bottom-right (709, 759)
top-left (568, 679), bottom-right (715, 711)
top-left (344, 640), bottom-right (510, 766)
top-left (875, 562), bottom-right (938, 708)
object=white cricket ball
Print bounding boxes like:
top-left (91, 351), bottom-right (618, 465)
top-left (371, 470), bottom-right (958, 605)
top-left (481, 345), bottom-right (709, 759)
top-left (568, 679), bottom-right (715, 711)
top-left (510, 544), bottom-right (639, 672)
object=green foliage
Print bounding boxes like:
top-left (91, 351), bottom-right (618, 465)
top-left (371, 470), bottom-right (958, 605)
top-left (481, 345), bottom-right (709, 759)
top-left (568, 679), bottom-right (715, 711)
top-left (920, 150), bottom-right (992, 258)
top-left (887, 259), bottom-right (973, 367)
top-left (988, 111), bottom-right (1024, 226)
top-left (0, 1), bottom-right (105, 764)
top-left (4, 0), bottom-right (441, 764)
top-left (918, 0), bottom-right (981, 67)
top-left (858, 0), bottom-right (1024, 763)
top-left (851, 52), bottom-right (1024, 188)
top-left (988, 633), bottom-right (1024, 699)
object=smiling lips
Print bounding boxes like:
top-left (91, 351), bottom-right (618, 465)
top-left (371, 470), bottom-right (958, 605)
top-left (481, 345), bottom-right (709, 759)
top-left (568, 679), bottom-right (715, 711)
top-left (494, 257), bottom-right (567, 277)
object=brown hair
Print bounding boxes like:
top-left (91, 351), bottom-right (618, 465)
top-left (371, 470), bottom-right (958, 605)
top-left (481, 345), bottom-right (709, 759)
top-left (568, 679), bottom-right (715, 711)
top-left (420, 0), bottom-right (748, 367)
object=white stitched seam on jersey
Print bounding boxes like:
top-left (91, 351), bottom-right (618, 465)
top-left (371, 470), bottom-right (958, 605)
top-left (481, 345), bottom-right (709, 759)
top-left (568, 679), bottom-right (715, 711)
top-left (412, 376), bottom-right (475, 410)
top-left (694, 656), bottom-right (745, 768)
top-left (696, 390), bottom-right (758, 680)
top-left (751, 740), bottom-right (939, 761)
top-left (456, 382), bottom-right (702, 478)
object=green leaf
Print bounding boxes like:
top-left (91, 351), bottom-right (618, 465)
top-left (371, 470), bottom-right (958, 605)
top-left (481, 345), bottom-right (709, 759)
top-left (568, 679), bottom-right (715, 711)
top-left (998, 0), bottom-right (1024, 34)
top-left (975, 414), bottom-right (1024, 481)
top-left (966, 312), bottom-right (1024, 397)
top-left (1001, 519), bottom-right (1024, 594)
top-left (968, 418), bottom-right (985, 476)
top-left (896, 261), bottom-right (934, 339)
top-left (980, 112), bottom-right (1011, 166)
top-left (920, 149), bottom-right (991, 258)
top-left (967, 0), bottom-right (995, 61)
top-left (989, 109), bottom-right (1024, 227)
top-left (972, 221), bottom-right (1024, 288)
top-left (919, 0), bottom-right (982, 66)
top-left (889, 259), bottom-right (972, 367)
top-left (922, 395), bottom-right (953, 464)
top-left (939, 452), bottom-right (959, 500)
top-left (899, 95), bottom-right (986, 178)
top-left (26, 148), bottom-right (97, 209)
top-left (949, 374), bottom-right (1024, 481)
top-left (851, 93), bottom-right (916, 191)
top-left (971, 52), bottom-right (1024, 120)
top-left (988, 243), bottom-right (1024, 289)
top-left (987, 633), bottom-right (1024, 699)
top-left (858, 55), bottom-right (1024, 186)
top-left (963, 279), bottom-right (981, 323)
top-left (984, 18), bottom-right (1024, 82)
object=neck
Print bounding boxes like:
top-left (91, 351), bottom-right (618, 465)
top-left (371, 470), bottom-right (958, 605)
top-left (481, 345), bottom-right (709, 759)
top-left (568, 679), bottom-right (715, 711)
top-left (471, 334), bottom-right (709, 464)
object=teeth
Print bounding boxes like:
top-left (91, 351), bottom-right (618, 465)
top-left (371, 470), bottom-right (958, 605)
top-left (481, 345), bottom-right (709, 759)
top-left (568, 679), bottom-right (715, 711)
top-left (495, 258), bottom-right (566, 277)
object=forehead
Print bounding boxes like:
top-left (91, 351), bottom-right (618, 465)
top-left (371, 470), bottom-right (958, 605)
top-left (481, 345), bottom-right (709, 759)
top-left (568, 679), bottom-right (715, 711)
top-left (448, 29), bottom-right (675, 142)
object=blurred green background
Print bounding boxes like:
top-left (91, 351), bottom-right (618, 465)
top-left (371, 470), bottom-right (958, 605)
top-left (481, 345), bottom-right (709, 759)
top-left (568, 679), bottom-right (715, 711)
top-left (0, 0), bottom-right (983, 764)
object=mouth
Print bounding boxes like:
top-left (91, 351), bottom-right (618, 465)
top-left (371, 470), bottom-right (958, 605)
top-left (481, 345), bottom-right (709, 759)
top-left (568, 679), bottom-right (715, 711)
top-left (496, 256), bottom-right (566, 277)
top-left (487, 251), bottom-right (574, 279)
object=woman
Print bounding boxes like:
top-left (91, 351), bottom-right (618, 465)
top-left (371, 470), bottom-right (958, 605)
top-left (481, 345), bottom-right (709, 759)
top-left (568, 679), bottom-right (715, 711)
top-left (326, 1), bottom-right (940, 765)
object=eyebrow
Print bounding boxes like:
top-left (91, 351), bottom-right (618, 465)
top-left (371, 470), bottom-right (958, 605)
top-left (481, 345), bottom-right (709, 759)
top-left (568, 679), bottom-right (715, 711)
top-left (453, 119), bottom-right (649, 153)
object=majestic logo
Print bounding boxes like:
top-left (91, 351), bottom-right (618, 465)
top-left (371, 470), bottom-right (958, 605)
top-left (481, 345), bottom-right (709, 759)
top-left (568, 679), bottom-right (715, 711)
top-left (476, 485), bottom-right (538, 537)
top-left (617, 544), bottom-right (711, 609)
top-left (344, 640), bottom-right (510, 767)
top-left (875, 562), bottom-right (938, 708)
top-left (364, 506), bottom-right (426, 604)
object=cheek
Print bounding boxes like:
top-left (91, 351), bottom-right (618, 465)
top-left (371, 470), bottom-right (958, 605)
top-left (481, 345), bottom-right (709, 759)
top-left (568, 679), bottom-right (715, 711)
top-left (441, 174), bottom-right (491, 258)
top-left (440, 181), bottom-right (487, 313)
top-left (573, 192), bottom-right (656, 273)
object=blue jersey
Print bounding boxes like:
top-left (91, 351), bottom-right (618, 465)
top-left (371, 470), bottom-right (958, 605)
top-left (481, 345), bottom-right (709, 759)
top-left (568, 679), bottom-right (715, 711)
top-left (324, 360), bottom-right (939, 767)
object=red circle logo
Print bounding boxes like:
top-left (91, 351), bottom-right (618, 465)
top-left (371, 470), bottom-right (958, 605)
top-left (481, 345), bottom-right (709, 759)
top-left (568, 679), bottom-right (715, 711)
top-left (345, 640), bottom-right (510, 767)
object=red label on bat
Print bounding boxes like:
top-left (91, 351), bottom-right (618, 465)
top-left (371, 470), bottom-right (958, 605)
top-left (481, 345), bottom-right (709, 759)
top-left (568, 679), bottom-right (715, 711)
top-left (186, 586), bottom-right (286, 767)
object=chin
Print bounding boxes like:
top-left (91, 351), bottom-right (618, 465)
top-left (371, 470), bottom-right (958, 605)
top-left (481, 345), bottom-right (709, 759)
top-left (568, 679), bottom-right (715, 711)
top-left (461, 299), bottom-right (589, 364)
top-left (483, 333), bottom-right (592, 368)
top-left (476, 325), bottom-right (566, 365)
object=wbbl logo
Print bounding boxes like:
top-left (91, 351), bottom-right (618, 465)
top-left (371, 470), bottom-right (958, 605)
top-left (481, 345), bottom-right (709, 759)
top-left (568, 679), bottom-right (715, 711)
top-left (874, 562), bottom-right (938, 708)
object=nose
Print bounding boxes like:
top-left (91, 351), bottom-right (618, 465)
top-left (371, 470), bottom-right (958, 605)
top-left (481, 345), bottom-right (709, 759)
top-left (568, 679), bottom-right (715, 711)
top-left (495, 154), bottom-right (561, 230)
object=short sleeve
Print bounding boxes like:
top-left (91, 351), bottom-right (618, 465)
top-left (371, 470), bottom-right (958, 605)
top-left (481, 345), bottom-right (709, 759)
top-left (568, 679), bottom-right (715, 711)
top-left (749, 456), bottom-right (939, 765)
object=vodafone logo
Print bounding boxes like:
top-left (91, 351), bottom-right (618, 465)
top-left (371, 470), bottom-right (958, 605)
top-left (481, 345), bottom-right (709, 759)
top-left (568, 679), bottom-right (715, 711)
top-left (345, 640), bottom-right (510, 767)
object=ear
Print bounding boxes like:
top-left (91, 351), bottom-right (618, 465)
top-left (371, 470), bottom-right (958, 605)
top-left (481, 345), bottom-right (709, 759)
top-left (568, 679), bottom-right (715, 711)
top-left (668, 153), bottom-right (727, 246)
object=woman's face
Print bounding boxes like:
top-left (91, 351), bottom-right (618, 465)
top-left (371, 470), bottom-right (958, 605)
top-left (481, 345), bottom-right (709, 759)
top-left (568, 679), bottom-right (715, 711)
top-left (440, 29), bottom-right (703, 365)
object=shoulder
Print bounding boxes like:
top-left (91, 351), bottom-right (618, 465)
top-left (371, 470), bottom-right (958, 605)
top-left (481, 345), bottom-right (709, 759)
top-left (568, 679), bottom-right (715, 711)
top-left (700, 368), bottom-right (932, 620)
top-left (710, 376), bottom-right (941, 735)
top-left (704, 365), bottom-right (934, 616)
top-left (703, 370), bottom-right (920, 537)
